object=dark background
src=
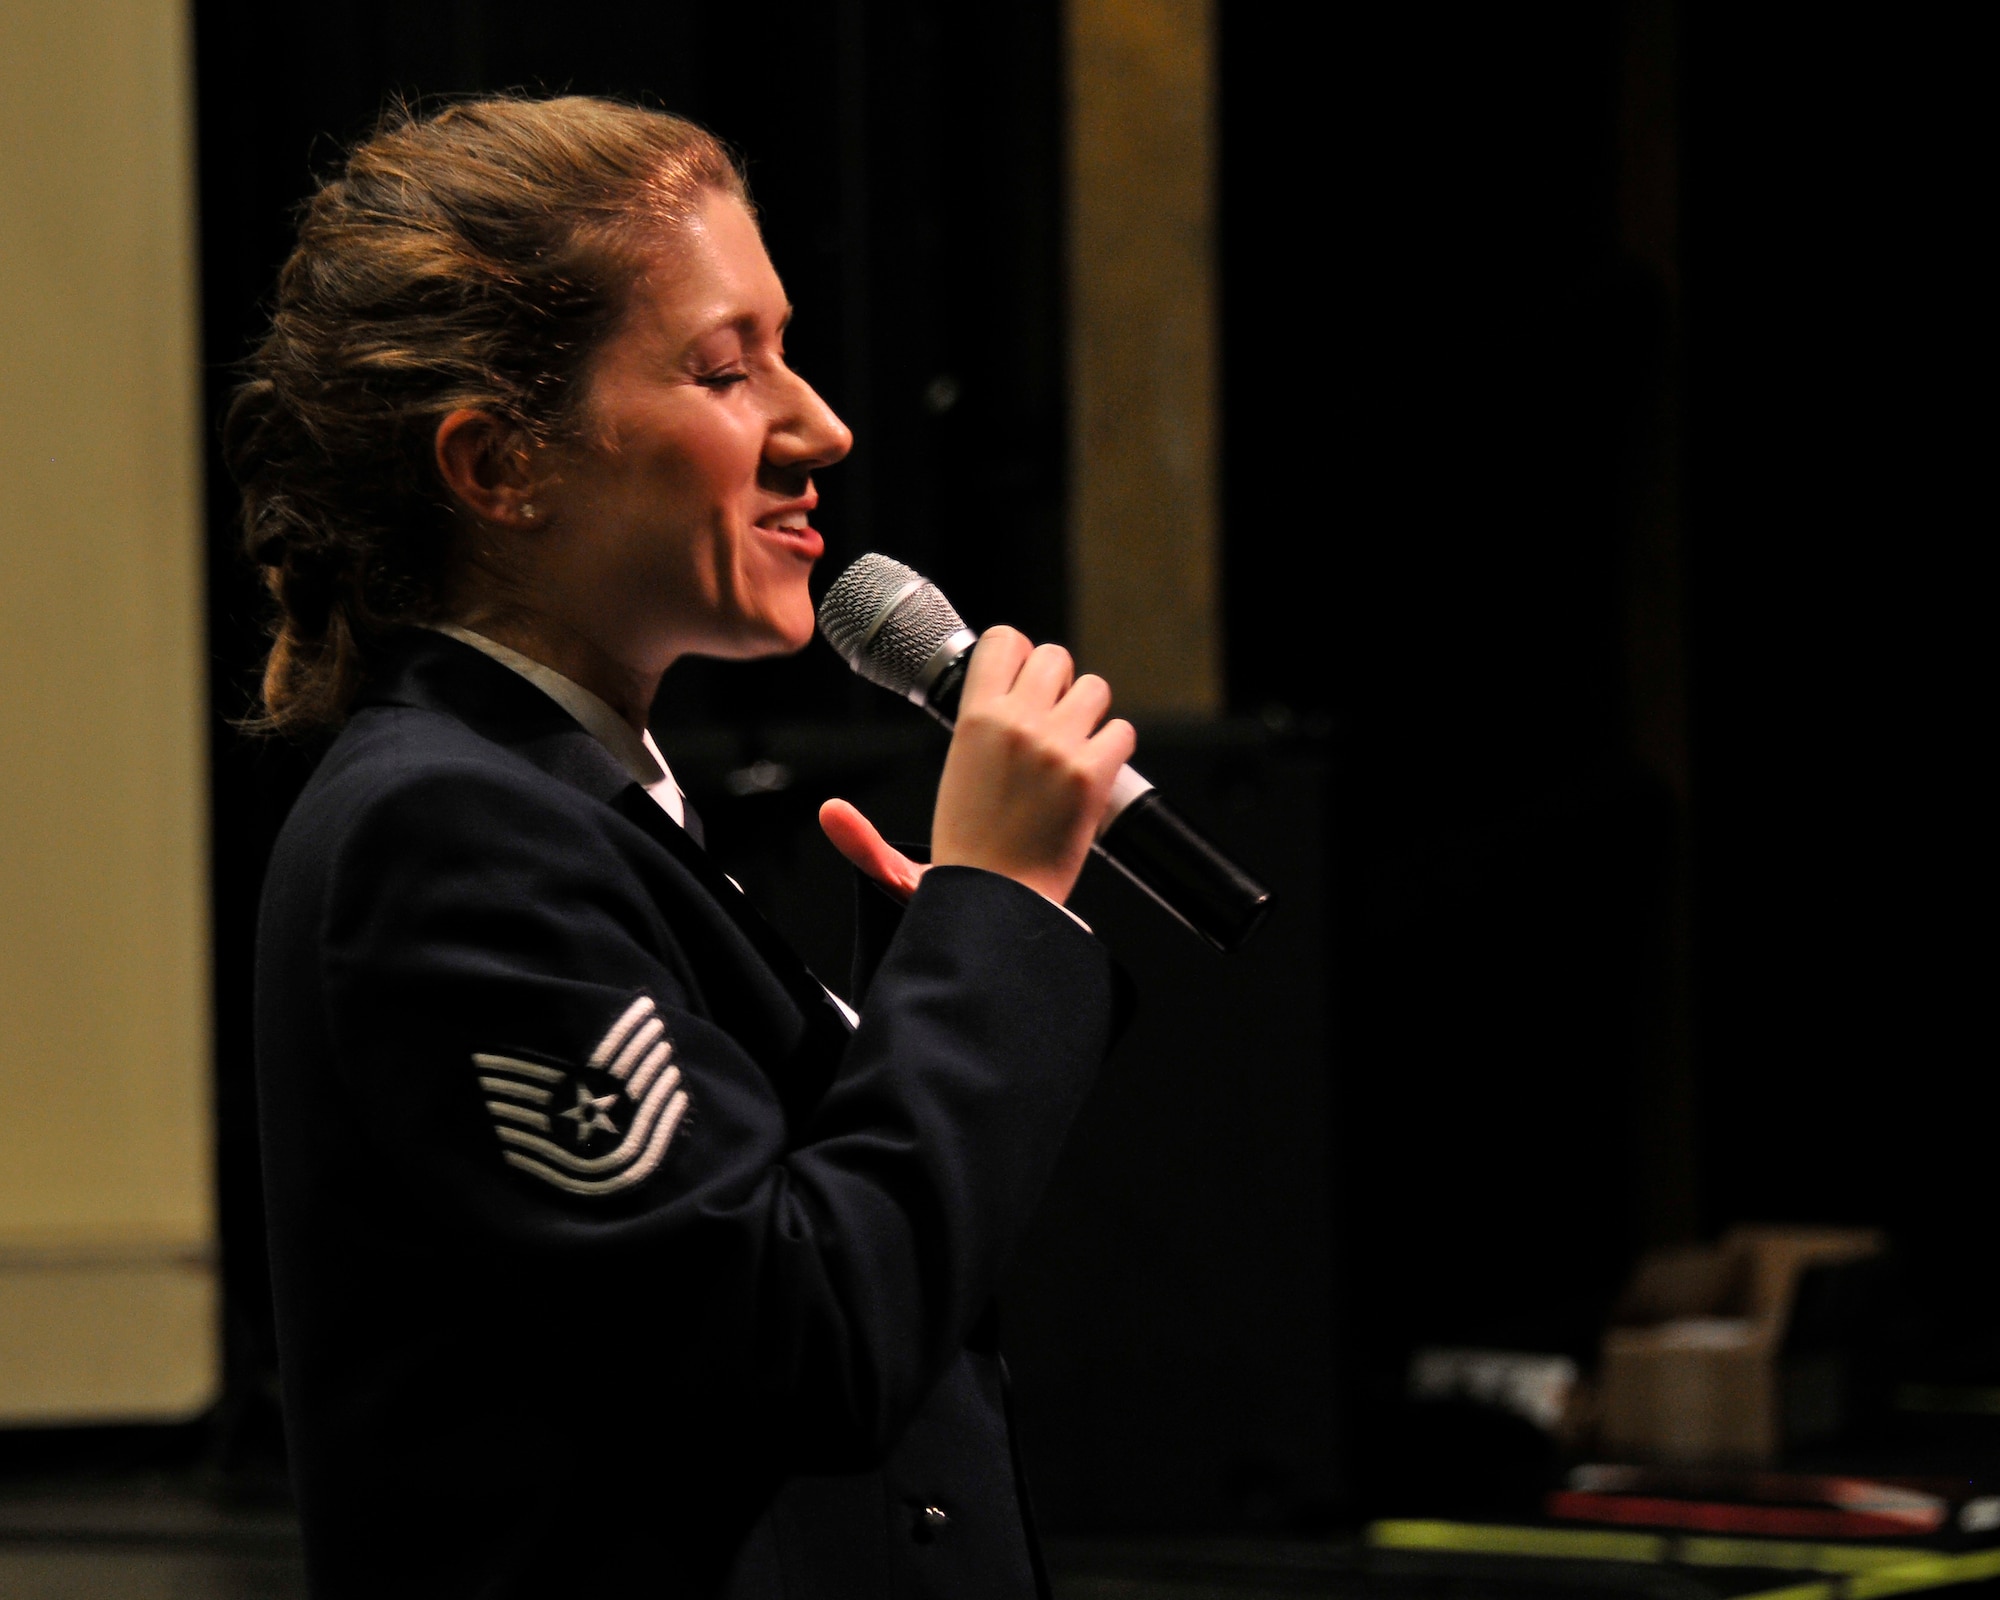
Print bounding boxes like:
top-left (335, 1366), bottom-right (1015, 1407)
top-left (161, 0), bottom-right (1983, 1534)
top-left (1220, 0), bottom-right (1982, 1511)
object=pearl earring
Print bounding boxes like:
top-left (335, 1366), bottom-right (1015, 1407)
top-left (520, 502), bottom-right (538, 522)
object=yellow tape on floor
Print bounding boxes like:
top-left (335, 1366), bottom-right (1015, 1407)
top-left (1680, 1537), bottom-right (1929, 1574)
top-left (1367, 1521), bottom-right (2000, 1599)
top-left (1368, 1520), bottom-right (1666, 1563)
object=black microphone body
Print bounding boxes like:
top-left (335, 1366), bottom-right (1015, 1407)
top-left (818, 556), bottom-right (1273, 953)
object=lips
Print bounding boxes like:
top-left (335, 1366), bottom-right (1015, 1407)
top-left (754, 497), bottom-right (823, 558)
top-left (757, 521), bottom-right (823, 559)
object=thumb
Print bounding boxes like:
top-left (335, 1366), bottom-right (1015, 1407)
top-left (819, 798), bottom-right (927, 902)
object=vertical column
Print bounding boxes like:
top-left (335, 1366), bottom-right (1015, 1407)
top-left (1620, 0), bottom-right (1689, 805)
top-left (1066, 0), bottom-right (1221, 715)
top-left (1617, 0), bottom-right (1700, 1245)
top-left (0, 0), bottom-right (217, 1421)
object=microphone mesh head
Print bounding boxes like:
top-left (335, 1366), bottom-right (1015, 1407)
top-left (817, 553), bottom-right (967, 696)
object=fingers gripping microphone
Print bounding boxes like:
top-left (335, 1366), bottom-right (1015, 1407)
top-left (818, 554), bottom-right (1273, 953)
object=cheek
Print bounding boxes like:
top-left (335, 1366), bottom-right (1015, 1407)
top-left (676, 409), bottom-right (765, 509)
top-left (602, 402), bottom-right (760, 534)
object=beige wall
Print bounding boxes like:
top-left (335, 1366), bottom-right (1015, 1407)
top-left (0, 0), bottom-right (1211, 1420)
top-left (1066, 0), bottom-right (1222, 715)
top-left (0, 0), bottom-right (217, 1422)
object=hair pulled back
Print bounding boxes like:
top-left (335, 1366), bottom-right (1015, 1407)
top-left (225, 95), bottom-right (745, 734)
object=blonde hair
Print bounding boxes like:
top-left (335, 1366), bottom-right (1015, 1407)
top-left (225, 94), bottom-right (745, 734)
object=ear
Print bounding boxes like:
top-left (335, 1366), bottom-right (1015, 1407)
top-left (434, 409), bottom-right (539, 527)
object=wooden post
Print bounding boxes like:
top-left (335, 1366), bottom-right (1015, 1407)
top-left (1066, 0), bottom-right (1222, 715)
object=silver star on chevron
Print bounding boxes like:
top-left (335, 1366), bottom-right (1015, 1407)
top-left (560, 1084), bottom-right (620, 1146)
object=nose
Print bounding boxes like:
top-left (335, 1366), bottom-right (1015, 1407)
top-left (768, 369), bottom-right (853, 475)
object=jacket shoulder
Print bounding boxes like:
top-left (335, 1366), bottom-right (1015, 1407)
top-left (268, 705), bottom-right (620, 895)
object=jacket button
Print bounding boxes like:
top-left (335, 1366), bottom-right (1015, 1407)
top-left (912, 1505), bottom-right (949, 1543)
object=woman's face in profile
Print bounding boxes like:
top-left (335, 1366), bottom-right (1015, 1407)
top-left (553, 189), bottom-right (851, 664)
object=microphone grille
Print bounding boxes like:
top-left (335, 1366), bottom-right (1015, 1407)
top-left (817, 553), bottom-right (967, 696)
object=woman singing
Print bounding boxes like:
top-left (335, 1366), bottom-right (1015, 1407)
top-left (231, 96), bottom-right (1133, 1597)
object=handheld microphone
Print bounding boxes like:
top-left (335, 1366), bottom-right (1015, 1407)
top-left (817, 554), bottom-right (1273, 953)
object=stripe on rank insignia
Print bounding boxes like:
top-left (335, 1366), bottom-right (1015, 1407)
top-left (472, 995), bottom-right (689, 1197)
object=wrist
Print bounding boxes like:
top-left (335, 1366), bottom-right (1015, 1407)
top-left (930, 847), bottom-right (1073, 906)
top-left (922, 860), bottom-right (1094, 933)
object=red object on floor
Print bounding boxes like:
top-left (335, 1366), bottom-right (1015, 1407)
top-left (1546, 1491), bottom-right (1938, 1539)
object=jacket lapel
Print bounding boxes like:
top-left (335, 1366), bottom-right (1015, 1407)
top-left (359, 629), bottom-right (855, 1046)
top-left (603, 784), bottom-right (857, 1043)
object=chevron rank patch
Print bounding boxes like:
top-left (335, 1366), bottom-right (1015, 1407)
top-left (472, 995), bottom-right (690, 1197)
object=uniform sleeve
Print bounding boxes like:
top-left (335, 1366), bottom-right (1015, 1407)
top-left (317, 761), bottom-right (1113, 1469)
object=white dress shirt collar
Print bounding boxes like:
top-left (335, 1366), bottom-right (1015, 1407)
top-left (428, 624), bottom-right (687, 827)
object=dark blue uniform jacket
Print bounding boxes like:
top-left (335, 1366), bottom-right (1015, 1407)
top-left (254, 630), bottom-right (1118, 1597)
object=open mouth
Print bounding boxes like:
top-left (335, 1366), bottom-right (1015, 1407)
top-left (755, 503), bottom-right (823, 557)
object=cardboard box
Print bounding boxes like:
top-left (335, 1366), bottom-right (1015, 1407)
top-left (1598, 1226), bottom-right (1883, 1464)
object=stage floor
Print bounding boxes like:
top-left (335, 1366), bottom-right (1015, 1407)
top-left (8, 1487), bottom-right (1999, 1599)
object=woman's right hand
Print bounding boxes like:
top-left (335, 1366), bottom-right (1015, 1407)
top-left (928, 627), bottom-right (1136, 906)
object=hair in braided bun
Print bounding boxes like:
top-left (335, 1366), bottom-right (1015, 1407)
top-left (224, 94), bottom-right (745, 734)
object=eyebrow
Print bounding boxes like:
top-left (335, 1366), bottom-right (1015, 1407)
top-left (688, 303), bottom-right (795, 343)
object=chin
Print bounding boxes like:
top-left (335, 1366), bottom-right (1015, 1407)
top-left (716, 601), bottom-right (817, 660)
top-left (751, 624), bottom-right (814, 659)
top-left (765, 586), bottom-right (820, 653)
top-left (774, 610), bottom-right (818, 654)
